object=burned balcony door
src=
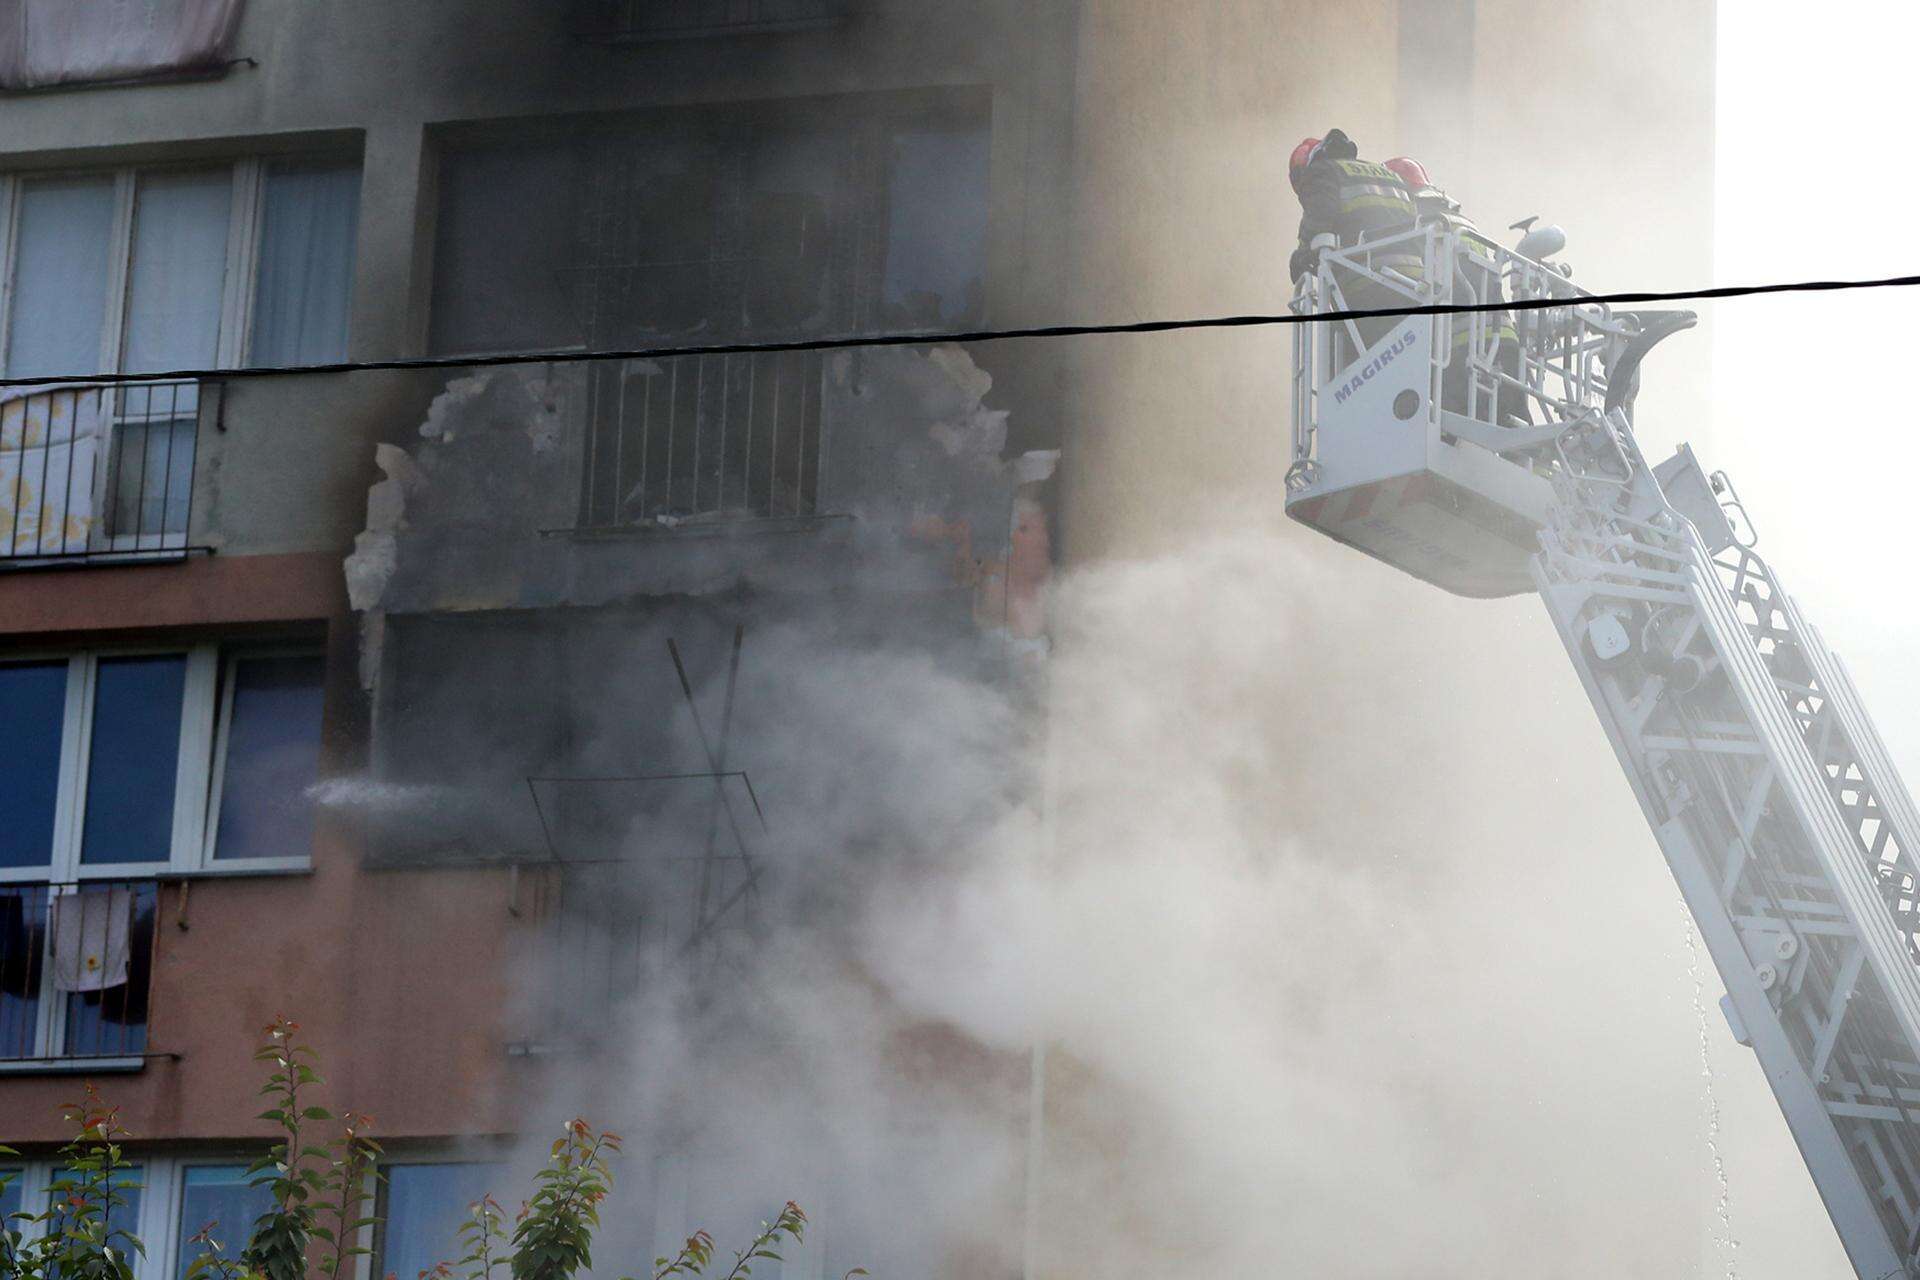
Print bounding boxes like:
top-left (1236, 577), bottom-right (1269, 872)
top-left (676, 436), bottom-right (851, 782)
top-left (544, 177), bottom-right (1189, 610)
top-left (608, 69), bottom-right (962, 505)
top-left (576, 124), bottom-right (836, 528)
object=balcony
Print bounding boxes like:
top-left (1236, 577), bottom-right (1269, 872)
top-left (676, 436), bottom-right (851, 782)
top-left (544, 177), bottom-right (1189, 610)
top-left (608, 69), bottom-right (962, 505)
top-left (576, 351), bottom-right (825, 533)
top-left (0, 382), bottom-right (205, 566)
top-left (0, 880), bottom-right (158, 1070)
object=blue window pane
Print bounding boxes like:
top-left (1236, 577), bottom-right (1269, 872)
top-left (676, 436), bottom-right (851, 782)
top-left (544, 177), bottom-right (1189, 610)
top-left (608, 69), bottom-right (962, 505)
top-left (47, 1164), bottom-right (142, 1247)
top-left (0, 661), bottom-right (67, 869)
top-left (175, 1165), bottom-right (276, 1280)
top-left (0, 1166), bottom-right (23, 1222)
top-left (380, 1163), bottom-right (509, 1280)
top-left (215, 655), bottom-right (325, 861)
top-left (110, 1169), bottom-right (143, 1243)
top-left (81, 656), bottom-right (185, 865)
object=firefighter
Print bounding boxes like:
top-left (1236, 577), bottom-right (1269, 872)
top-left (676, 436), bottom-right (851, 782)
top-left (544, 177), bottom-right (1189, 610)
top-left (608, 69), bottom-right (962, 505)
top-left (1287, 129), bottom-right (1421, 359)
top-left (1383, 155), bottom-right (1530, 427)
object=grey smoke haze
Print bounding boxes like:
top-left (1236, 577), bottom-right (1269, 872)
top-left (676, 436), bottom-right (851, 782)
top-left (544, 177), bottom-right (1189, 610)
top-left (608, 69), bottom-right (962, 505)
top-left (438, 513), bottom-right (1762, 1280)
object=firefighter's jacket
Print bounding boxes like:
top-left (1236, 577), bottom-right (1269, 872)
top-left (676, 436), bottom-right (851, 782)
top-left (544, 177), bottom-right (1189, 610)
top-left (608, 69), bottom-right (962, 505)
top-left (1290, 156), bottom-right (1418, 280)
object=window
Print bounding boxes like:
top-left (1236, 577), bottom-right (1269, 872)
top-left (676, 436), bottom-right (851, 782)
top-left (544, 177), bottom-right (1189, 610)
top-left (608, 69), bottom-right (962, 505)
top-left (0, 1164), bottom-right (22, 1222)
top-left (0, 1159), bottom-right (277, 1280)
top-left (0, 157), bottom-right (361, 378)
top-left (173, 1165), bottom-right (275, 1280)
top-left (0, 645), bottom-right (324, 884)
top-left (0, 645), bottom-right (318, 1063)
top-left (429, 97), bottom-right (989, 528)
top-left (0, 158), bottom-right (360, 557)
top-left (208, 653), bottom-right (327, 864)
top-left (375, 1162), bottom-right (511, 1280)
top-left (1, 875), bottom-right (158, 1062)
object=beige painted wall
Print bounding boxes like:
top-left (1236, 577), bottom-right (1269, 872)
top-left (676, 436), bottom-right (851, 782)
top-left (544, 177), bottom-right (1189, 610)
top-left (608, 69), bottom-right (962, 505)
top-left (1028, 5), bottom-right (1837, 1278)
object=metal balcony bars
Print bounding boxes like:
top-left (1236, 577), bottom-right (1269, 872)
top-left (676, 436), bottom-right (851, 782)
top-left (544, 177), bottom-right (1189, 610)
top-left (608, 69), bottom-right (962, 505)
top-left (0, 879), bottom-right (157, 1062)
top-left (0, 381), bottom-right (200, 563)
top-left (579, 350), bottom-right (824, 531)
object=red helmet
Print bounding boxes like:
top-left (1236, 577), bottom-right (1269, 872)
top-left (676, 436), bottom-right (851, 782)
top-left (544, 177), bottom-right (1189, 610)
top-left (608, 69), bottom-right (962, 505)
top-left (1384, 156), bottom-right (1432, 191)
top-left (1288, 136), bottom-right (1322, 187)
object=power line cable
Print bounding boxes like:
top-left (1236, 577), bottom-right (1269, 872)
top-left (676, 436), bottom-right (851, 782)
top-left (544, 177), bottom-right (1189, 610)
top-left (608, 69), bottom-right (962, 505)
top-left (5, 267), bottom-right (1918, 392)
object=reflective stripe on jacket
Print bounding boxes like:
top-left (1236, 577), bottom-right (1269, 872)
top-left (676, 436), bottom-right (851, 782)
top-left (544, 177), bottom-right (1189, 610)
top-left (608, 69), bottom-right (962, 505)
top-left (1295, 156), bottom-right (1417, 251)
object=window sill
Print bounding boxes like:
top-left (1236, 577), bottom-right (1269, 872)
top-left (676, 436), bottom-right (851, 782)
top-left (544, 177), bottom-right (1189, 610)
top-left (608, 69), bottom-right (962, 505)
top-left (0, 864), bottom-right (312, 888)
top-left (0, 1053), bottom-right (159, 1076)
top-left (160, 862), bottom-right (314, 881)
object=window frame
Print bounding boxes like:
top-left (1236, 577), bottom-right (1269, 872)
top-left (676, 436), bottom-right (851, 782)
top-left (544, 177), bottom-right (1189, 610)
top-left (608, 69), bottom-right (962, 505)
top-left (371, 1155), bottom-right (516, 1280)
top-left (0, 1154), bottom-right (285, 1280)
top-left (0, 642), bottom-right (325, 886)
top-left (0, 644), bottom-right (219, 886)
top-left (0, 155), bottom-right (359, 557)
top-left (0, 159), bottom-right (278, 381)
top-left (201, 644), bottom-right (329, 874)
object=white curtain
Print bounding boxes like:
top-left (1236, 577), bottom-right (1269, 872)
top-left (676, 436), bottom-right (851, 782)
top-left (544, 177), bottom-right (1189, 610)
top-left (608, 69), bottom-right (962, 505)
top-left (250, 159), bottom-right (361, 366)
top-left (122, 169), bottom-right (231, 384)
top-left (0, 386), bottom-right (106, 555)
top-left (4, 176), bottom-right (113, 381)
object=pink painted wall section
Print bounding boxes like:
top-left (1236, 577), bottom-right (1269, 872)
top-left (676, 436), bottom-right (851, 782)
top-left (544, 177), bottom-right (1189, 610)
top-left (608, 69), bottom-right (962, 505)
top-left (0, 552), bottom-right (346, 639)
top-left (1, 851), bottom-right (537, 1145)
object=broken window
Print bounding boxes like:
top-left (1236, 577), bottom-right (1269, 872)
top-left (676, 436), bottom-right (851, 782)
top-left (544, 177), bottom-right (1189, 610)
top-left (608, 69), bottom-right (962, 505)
top-left (429, 93), bottom-right (989, 527)
top-left (879, 124), bottom-right (991, 330)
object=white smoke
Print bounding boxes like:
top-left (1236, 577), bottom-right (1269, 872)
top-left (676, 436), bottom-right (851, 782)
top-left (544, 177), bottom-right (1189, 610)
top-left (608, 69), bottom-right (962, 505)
top-left (487, 517), bottom-right (1788, 1279)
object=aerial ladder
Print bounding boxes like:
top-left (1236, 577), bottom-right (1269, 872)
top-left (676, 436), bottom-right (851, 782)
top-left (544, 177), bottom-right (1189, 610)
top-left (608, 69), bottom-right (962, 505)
top-left (1289, 222), bottom-right (1920, 1279)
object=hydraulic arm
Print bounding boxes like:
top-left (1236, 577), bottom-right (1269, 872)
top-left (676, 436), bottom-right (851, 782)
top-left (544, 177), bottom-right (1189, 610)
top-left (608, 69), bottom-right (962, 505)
top-left (1289, 226), bottom-right (1920, 1278)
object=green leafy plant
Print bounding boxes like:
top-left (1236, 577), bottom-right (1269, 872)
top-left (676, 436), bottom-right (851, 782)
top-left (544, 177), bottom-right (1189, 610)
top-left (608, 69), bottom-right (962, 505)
top-left (0, 1026), bottom-right (862, 1280)
top-left (507, 1120), bottom-right (618, 1280)
top-left (1, 1088), bottom-right (144, 1280)
top-left (243, 1016), bottom-right (328, 1280)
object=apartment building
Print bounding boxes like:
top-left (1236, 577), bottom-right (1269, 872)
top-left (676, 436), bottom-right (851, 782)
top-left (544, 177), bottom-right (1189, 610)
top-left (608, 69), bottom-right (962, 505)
top-left (0, 2), bottom-right (1073, 1277)
top-left (0, 2), bottom-right (1725, 1279)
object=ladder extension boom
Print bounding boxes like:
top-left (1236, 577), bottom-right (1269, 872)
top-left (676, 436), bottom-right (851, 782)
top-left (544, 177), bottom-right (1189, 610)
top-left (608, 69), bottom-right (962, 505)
top-left (1290, 226), bottom-right (1920, 1278)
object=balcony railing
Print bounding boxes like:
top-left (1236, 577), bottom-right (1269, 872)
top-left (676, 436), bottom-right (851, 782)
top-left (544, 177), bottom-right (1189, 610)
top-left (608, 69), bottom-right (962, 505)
top-left (0, 382), bottom-right (202, 564)
top-left (0, 880), bottom-right (158, 1064)
top-left (577, 351), bottom-right (824, 530)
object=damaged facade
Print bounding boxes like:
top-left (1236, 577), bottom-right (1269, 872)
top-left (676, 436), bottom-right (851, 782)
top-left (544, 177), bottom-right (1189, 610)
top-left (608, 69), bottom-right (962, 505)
top-left (0, 1), bottom-right (1718, 1278)
top-left (0, 2), bottom-right (1073, 1275)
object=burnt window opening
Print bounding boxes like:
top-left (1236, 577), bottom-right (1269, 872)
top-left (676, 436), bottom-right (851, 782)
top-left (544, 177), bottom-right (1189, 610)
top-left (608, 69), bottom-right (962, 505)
top-left (570, 0), bottom-right (847, 42)
top-left (428, 93), bottom-right (990, 528)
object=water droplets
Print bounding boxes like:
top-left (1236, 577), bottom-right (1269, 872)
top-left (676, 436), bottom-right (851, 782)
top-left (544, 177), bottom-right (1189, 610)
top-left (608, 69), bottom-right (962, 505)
top-left (1682, 901), bottom-right (1741, 1278)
